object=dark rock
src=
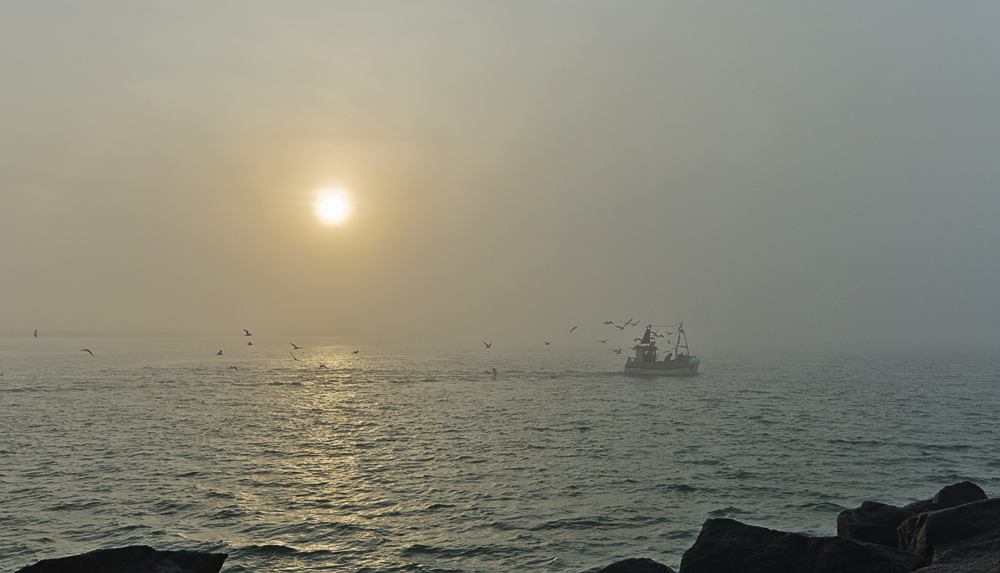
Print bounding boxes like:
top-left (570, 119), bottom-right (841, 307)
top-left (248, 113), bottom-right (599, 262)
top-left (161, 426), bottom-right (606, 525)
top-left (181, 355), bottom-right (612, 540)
top-left (680, 518), bottom-right (923, 573)
top-left (838, 501), bottom-right (917, 549)
top-left (914, 482), bottom-right (989, 514)
top-left (913, 538), bottom-right (1000, 572)
top-left (16, 545), bottom-right (227, 573)
top-left (838, 482), bottom-right (988, 549)
top-left (596, 557), bottom-right (676, 573)
top-left (899, 498), bottom-right (1000, 563)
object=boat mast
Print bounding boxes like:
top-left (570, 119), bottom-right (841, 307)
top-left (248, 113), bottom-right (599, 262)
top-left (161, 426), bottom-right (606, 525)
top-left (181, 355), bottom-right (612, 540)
top-left (673, 321), bottom-right (688, 356)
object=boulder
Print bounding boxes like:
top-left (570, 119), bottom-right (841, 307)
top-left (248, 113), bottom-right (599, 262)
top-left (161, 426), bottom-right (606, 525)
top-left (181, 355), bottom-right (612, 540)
top-left (16, 545), bottom-right (227, 573)
top-left (838, 482), bottom-right (988, 549)
top-left (899, 498), bottom-right (1000, 562)
top-left (679, 518), bottom-right (923, 573)
top-left (912, 538), bottom-right (1000, 572)
top-left (596, 557), bottom-right (676, 573)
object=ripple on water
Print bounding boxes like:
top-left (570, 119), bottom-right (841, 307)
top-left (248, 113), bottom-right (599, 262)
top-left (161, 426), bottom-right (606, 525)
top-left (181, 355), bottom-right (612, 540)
top-left (3, 342), bottom-right (1000, 572)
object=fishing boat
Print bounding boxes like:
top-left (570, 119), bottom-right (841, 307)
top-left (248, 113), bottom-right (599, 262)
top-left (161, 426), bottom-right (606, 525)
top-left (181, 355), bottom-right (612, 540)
top-left (624, 322), bottom-right (700, 375)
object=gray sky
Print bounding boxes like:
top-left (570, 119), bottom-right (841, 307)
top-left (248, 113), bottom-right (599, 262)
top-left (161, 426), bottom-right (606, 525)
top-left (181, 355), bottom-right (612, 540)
top-left (2, 1), bottom-right (998, 352)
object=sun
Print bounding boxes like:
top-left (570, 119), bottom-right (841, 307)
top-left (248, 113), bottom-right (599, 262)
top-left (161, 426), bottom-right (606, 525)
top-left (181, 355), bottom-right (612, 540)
top-left (315, 189), bottom-right (351, 225)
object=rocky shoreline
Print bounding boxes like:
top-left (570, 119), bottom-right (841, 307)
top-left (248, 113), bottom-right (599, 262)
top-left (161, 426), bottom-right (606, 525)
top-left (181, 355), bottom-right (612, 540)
top-left (599, 481), bottom-right (998, 573)
top-left (15, 482), bottom-right (998, 573)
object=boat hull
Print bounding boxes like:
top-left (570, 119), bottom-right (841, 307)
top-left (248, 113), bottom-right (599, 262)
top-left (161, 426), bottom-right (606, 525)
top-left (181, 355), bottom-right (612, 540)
top-left (624, 356), bottom-right (700, 376)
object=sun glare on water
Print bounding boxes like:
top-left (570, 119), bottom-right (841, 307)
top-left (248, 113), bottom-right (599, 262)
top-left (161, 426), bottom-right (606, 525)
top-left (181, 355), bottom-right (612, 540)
top-left (315, 189), bottom-right (351, 225)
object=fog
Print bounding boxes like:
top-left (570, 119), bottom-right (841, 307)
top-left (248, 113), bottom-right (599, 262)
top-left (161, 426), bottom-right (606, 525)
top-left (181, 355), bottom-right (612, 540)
top-left (2, 2), bottom-right (998, 353)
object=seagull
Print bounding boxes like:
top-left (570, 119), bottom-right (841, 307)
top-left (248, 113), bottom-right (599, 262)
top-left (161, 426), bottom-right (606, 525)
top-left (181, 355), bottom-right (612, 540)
top-left (483, 342), bottom-right (492, 348)
top-left (217, 350), bottom-right (223, 355)
top-left (247, 341), bottom-right (253, 346)
top-left (613, 348), bottom-right (623, 354)
top-left (81, 349), bottom-right (93, 356)
top-left (569, 326), bottom-right (578, 333)
top-left (229, 366), bottom-right (238, 371)
top-left (491, 367), bottom-right (497, 377)
top-left (319, 364), bottom-right (328, 369)
top-left (290, 352), bottom-right (299, 361)
top-left (615, 325), bottom-right (627, 331)
top-left (34, 329), bottom-right (38, 338)
top-left (243, 329), bottom-right (252, 336)
top-left (290, 343), bottom-right (303, 349)
top-left (602, 321), bottom-right (614, 325)
top-left (544, 341), bottom-right (550, 345)
top-left (353, 350), bottom-right (359, 354)
top-left (597, 339), bottom-right (608, 343)
top-left (623, 318), bottom-right (635, 326)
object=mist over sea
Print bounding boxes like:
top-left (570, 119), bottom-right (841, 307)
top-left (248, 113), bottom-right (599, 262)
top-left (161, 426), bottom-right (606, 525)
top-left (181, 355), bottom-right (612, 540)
top-left (2, 337), bottom-right (999, 572)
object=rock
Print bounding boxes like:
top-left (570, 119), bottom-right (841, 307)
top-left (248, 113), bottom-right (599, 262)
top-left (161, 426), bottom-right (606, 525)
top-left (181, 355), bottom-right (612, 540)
top-left (915, 482), bottom-right (990, 514)
top-left (912, 538), bottom-right (1000, 572)
top-left (838, 501), bottom-right (917, 549)
top-left (16, 545), bottom-right (227, 573)
top-left (680, 518), bottom-right (923, 573)
top-left (838, 482), bottom-right (988, 549)
top-left (899, 498), bottom-right (1000, 563)
top-left (596, 557), bottom-right (677, 573)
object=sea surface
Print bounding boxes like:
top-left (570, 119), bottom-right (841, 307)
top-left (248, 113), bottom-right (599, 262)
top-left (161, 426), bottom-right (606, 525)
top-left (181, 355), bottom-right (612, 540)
top-left (2, 337), bottom-right (999, 572)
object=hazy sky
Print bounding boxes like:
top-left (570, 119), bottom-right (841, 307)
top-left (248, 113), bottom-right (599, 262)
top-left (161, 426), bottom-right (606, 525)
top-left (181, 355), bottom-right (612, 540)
top-left (2, 2), bottom-right (998, 352)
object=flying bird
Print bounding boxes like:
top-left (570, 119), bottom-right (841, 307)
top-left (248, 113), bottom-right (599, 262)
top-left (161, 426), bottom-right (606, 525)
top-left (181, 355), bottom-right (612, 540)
top-left (353, 350), bottom-right (359, 354)
top-left (491, 367), bottom-right (498, 377)
top-left (597, 340), bottom-right (608, 343)
top-left (613, 348), bottom-right (623, 354)
top-left (290, 352), bottom-right (299, 361)
top-left (544, 341), bottom-right (550, 345)
top-left (569, 326), bottom-right (578, 333)
top-left (290, 343), bottom-right (303, 349)
top-left (319, 364), bottom-right (328, 369)
top-left (34, 329), bottom-right (38, 338)
top-left (81, 349), bottom-right (93, 356)
top-left (229, 366), bottom-right (238, 371)
top-left (243, 329), bottom-right (252, 336)
top-left (483, 342), bottom-right (492, 348)
top-left (217, 350), bottom-right (223, 355)
top-left (615, 325), bottom-right (627, 331)
top-left (247, 341), bottom-right (253, 346)
top-left (602, 321), bottom-right (614, 325)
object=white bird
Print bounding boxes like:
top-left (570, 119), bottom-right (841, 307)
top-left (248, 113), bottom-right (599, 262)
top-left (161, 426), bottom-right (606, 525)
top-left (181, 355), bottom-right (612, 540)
top-left (81, 349), bottom-right (93, 356)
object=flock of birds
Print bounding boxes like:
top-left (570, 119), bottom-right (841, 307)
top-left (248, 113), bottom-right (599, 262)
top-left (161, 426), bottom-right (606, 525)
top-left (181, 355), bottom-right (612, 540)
top-left (482, 318), bottom-right (673, 355)
top-left (21, 320), bottom-right (675, 378)
top-left (23, 329), bottom-right (361, 373)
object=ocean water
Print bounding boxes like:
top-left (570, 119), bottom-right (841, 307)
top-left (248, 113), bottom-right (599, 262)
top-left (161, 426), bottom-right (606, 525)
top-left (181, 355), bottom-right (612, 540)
top-left (2, 337), bottom-right (999, 572)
